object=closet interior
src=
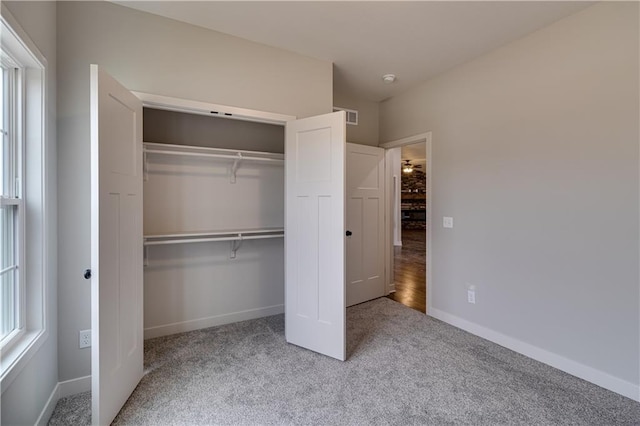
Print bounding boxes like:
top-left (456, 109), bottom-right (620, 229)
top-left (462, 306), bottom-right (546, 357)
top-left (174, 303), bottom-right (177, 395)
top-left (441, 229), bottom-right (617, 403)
top-left (141, 108), bottom-right (286, 339)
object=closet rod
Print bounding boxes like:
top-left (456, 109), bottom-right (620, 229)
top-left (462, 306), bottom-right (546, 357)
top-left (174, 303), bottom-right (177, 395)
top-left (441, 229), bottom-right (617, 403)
top-left (145, 228), bottom-right (284, 240)
top-left (143, 233), bottom-right (284, 247)
top-left (143, 148), bottom-right (284, 163)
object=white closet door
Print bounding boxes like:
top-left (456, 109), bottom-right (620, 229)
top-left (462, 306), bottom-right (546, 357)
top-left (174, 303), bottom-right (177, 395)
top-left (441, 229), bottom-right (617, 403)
top-left (90, 64), bottom-right (143, 425)
top-left (285, 111), bottom-right (346, 361)
top-left (346, 143), bottom-right (385, 306)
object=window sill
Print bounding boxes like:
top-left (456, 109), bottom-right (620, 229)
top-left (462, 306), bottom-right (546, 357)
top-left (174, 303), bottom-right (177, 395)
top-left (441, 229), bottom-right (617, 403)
top-left (0, 328), bottom-right (47, 394)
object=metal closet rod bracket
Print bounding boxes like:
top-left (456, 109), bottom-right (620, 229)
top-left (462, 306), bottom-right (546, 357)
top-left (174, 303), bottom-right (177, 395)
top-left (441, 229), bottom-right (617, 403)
top-left (230, 234), bottom-right (243, 259)
top-left (230, 152), bottom-right (243, 184)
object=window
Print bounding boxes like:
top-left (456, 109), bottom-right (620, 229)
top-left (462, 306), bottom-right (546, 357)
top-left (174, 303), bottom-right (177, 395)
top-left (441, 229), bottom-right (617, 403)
top-left (0, 9), bottom-right (48, 388)
top-left (1, 54), bottom-right (25, 350)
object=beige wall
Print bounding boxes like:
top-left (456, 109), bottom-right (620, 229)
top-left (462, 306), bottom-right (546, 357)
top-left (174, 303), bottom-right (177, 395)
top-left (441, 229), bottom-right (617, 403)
top-left (333, 91), bottom-right (379, 146)
top-left (380, 2), bottom-right (639, 391)
top-left (57, 1), bottom-right (332, 383)
top-left (1, 2), bottom-right (57, 425)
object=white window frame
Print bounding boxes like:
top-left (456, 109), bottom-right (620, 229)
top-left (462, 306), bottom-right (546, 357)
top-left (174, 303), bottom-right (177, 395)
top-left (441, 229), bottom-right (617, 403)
top-left (0, 8), bottom-right (49, 393)
top-left (1, 51), bottom-right (27, 351)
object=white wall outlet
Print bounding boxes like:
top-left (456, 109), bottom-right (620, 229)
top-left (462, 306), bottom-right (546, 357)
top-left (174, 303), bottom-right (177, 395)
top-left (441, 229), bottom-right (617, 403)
top-left (467, 285), bottom-right (476, 304)
top-left (443, 216), bottom-right (453, 228)
top-left (79, 329), bottom-right (91, 349)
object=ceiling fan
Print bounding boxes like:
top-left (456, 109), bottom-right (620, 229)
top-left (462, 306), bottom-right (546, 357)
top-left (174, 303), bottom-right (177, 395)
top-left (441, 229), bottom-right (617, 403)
top-left (402, 160), bottom-right (422, 174)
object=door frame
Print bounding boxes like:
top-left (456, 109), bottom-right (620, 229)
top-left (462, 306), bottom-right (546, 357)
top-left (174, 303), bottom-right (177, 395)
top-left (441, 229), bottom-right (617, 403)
top-left (380, 132), bottom-right (432, 315)
top-left (132, 91), bottom-right (296, 125)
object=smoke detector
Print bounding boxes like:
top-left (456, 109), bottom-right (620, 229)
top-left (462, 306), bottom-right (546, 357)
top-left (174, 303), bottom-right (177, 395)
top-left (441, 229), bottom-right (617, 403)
top-left (382, 74), bottom-right (396, 84)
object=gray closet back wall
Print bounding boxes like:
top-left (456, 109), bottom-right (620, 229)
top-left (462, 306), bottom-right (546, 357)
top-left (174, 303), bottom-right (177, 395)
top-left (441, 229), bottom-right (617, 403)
top-left (143, 108), bottom-right (285, 153)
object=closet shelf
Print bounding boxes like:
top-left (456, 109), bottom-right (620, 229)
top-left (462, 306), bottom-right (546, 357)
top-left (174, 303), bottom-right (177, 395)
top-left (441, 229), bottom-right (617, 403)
top-left (143, 142), bottom-right (284, 183)
top-left (143, 228), bottom-right (285, 246)
top-left (143, 143), bottom-right (284, 162)
top-left (143, 228), bottom-right (284, 263)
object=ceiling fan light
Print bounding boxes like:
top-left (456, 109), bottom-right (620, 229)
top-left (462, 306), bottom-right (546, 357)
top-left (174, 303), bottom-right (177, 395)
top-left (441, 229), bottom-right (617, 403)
top-left (403, 166), bottom-right (413, 173)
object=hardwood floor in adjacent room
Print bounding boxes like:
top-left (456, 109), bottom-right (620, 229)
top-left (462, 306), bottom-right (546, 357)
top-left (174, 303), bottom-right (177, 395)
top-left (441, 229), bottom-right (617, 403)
top-left (387, 229), bottom-right (426, 313)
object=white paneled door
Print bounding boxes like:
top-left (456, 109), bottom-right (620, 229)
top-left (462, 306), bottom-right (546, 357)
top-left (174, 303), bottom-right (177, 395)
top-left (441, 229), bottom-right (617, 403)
top-left (90, 65), bottom-right (143, 425)
top-left (346, 143), bottom-right (385, 307)
top-left (285, 111), bottom-right (346, 361)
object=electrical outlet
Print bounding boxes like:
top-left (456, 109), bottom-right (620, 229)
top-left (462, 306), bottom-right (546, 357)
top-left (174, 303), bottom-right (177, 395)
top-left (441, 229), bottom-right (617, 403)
top-left (79, 329), bottom-right (91, 349)
top-left (467, 285), bottom-right (476, 304)
top-left (443, 217), bottom-right (453, 228)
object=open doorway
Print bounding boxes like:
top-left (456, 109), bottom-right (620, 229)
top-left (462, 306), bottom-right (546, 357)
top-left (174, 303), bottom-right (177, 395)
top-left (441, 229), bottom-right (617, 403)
top-left (388, 143), bottom-right (427, 312)
top-left (381, 133), bottom-right (431, 315)
top-left (389, 143), bottom-right (427, 312)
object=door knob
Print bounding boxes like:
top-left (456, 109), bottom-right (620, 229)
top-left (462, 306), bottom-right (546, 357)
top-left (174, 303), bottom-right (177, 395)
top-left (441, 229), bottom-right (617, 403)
top-left (346, 230), bottom-right (352, 236)
top-left (84, 269), bottom-right (92, 280)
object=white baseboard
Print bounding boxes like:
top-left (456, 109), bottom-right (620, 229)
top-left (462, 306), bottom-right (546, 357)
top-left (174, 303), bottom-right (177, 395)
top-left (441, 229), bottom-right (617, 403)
top-left (34, 375), bottom-right (91, 426)
top-left (429, 308), bottom-right (640, 402)
top-left (34, 382), bottom-right (59, 426)
top-left (144, 304), bottom-right (285, 340)
top-left (58, 375), bottom-right (91, 398)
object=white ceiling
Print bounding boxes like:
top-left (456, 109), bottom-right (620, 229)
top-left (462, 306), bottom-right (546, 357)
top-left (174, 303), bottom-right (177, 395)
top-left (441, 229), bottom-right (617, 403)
top-left (114, 1), bottom-right (592, 102)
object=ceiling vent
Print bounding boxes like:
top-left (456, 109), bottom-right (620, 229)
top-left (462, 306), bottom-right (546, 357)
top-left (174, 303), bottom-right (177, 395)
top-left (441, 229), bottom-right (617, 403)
top-left (333, 106), bottom-right (358, 126)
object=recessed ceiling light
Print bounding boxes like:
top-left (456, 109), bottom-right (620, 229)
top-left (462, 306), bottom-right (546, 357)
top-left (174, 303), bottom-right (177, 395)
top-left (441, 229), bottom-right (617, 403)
top-left (382, 74), bottom-right (396, 84)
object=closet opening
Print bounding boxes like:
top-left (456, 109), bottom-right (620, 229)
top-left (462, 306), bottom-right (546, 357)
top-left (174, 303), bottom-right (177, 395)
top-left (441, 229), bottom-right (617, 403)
top-left (91, 76), bottom-right (347, 423)
top-left (141, 106), bottom-right (288, 340)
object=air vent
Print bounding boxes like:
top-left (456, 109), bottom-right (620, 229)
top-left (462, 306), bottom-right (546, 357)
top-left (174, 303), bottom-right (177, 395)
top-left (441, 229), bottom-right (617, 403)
top-left (333, 106), bottom-right (358, 126)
